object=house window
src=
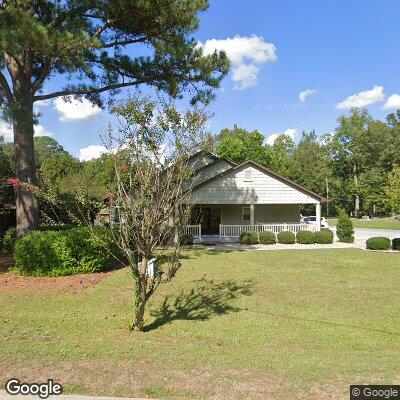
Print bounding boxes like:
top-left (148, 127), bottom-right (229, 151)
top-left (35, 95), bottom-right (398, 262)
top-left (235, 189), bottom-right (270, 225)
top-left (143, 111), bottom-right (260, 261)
top-left (242, 206), bottom-right (251, 222)
top-left (244, 169), bottom-right (253, 181)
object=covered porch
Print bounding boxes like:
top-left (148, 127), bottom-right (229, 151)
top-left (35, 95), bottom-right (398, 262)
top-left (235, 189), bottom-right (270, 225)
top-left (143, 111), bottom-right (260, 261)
top-left (184, 203), bottom-right (321, 240)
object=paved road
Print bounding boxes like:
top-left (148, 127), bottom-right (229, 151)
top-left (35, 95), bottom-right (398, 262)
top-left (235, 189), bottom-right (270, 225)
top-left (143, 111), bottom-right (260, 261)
top-left (354, 228), bottom-right (400, 246)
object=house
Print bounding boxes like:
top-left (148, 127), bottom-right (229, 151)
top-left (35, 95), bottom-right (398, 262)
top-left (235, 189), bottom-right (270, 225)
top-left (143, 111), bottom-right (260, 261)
top-left (184, 151), bottom-right (326, 240)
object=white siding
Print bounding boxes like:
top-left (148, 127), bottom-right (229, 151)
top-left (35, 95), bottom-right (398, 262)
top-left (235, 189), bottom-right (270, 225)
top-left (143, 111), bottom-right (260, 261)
top-left (189, 165), bottom-right (319, 204)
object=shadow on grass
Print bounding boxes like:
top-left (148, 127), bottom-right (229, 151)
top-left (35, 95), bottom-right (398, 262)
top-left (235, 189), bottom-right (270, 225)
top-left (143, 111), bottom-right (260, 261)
top-left (145, 277), bottom-right (253, 331)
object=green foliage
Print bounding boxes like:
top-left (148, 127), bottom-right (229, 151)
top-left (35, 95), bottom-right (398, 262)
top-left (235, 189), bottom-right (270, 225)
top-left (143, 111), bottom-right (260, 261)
top-left (359, 168), bottom-right (391, 216)
top-left (366, 237), bottom-right (391, 251)
top-left (179, 234), bottom-right (194, 246)
top-left (277, 231), bottom-right (296, 244)
top-left (296, 230), bottom-right (315, 244)
top-left (266, 134), bottom-right (295, 178)
top-left (2, 227), bottom-right (17, 252)
top-left (215, 126), bottom-right (269, 164)
top-left (392, 238), bottom-right (400, 250)
top-left (386, 166), bottom-right (400, 214)
top-left (336, 211), bottom-right (354, 243)
top-left (13, 227), bottom-right (121, 276)
top-left (258, 231), bottom-right (276, 245)
top-left (40, 154), bottom-right (82, 187)
top-left (239, 231), bottom-right (259, 245)
top-left (314, 229), bottom-right (334, 244)
top-left (292, 131), bottom-right (332, 197)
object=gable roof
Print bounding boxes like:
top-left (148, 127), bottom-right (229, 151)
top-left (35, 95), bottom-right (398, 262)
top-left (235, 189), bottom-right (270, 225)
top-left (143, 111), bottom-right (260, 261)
top-left (191, 160), bottom-right (327, 203)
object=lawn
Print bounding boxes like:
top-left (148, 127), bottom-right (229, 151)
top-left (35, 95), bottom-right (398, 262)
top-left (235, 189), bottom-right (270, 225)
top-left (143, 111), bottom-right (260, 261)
top-left (1, 249), bottom-right (400, 399)
top-left (328, 217), bottom-right (400, 230)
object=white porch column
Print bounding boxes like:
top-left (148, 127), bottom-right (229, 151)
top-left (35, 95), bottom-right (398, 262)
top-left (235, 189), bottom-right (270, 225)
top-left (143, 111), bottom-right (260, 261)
top-left (316, 202), bottom-right (321, 231)
top-left (250, 203), bottom-right (255, 228)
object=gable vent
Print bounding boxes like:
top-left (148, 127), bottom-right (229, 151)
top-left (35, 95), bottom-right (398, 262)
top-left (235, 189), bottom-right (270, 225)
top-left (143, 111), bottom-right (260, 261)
top-left (244, 169), bottom-right (253, 181)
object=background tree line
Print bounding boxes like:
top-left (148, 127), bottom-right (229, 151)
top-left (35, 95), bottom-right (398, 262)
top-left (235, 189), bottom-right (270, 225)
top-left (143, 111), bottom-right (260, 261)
top-left (214, 108), bottom-right (400, 217)
top-left (2, 106), bottom-right (400, 219)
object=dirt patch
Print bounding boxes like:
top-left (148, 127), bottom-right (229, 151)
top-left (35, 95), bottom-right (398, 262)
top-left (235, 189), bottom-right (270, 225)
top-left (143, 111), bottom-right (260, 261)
top-left (0, 265), bottom-right (122, 293)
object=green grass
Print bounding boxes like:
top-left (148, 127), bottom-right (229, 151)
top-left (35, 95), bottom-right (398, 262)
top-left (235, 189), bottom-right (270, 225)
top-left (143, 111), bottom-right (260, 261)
top-left (328, 217), bottom-right (400, 230)
top-left (1, 249), bottom-right (400, 399)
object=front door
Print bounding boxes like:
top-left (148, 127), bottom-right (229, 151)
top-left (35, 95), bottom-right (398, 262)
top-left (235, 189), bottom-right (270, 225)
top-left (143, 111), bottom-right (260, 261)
top-left (191, 207), bottom-right (221, 235)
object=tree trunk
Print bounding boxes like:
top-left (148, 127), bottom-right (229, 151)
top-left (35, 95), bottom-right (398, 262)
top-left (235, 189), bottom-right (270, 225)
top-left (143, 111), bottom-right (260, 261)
top-left (353, 164), bottom-right (360, 218)
top-left (13, 93), bottom-right (39, 236)
top-left (132, 256), bottom-right (148, 331)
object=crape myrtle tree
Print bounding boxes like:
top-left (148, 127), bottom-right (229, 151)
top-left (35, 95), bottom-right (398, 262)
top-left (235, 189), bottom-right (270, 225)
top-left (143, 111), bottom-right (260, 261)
top-left (0, 0), bottom-right (229, 235)
top-left (105, 97), bottom-right (208, 331)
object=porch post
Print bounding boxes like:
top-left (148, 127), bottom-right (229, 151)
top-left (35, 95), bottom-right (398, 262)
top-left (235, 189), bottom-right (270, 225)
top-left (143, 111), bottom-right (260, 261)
top-left (250, 203), bottom-right (255, 228)
top-left (316, 202), bottom-right (321, 231)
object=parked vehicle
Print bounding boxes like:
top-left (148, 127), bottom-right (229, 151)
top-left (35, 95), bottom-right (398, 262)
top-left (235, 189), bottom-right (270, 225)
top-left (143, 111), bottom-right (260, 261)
top-left (301, 216), bottom-right (329, 228)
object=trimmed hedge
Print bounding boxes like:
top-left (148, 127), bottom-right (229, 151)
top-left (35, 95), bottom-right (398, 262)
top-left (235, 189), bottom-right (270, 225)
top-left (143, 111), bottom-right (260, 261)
top-left (314, 229), bottom-right (334, 244)
top-left (239, 231), bottom-right (259, 245)
top-left (366, 236), bottom-right (391, 251)
top-left (13, 227), bottom-right (122, 276)
top-left (392, 238), bottom-right (400, 251)
top-left (179, 233), bottom-right (194, 246)
top-left (277, 231), bottom-right (295, 244)
top-left (2, 227), bottom-right (17, 253)
top-left (258, 231), bottom-right (276, 245)
top-left (296, 230), bottom-right (315, 244)
top-left (336, 212), bottom-right (354, 243)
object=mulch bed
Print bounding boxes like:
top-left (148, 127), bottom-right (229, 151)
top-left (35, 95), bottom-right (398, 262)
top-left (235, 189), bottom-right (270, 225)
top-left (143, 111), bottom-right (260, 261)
top-left (0, 252), bottom-right (122, 293)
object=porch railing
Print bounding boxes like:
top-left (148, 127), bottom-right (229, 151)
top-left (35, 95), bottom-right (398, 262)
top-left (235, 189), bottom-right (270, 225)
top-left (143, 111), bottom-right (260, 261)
top-left (219, 223), bottom-right (317, 237)
top-left (184, 224), bottom-right (202, 238)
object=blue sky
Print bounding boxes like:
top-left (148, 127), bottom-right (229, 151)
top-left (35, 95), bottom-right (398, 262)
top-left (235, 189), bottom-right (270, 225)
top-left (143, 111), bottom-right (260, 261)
top-left (2, 0), bottom-right (400, 160)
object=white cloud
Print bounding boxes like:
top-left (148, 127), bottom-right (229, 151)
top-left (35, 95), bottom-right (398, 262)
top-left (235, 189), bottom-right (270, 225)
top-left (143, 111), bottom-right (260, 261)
top-left (232, 64), bottom-right (259, 90)
top-left (200, 35), bottom-right (277, 90)
top-left (0, 121), bottom-right (13, 142)
top-left (79, 145), bottom-right (108, 161)
top-left (34, 124), bottom-right (53, 137)
top-left (266, 128), bottom-right (297, 146)
top-left (382, 93), bottom-right (400, 110)
top-left (35, 99), bottom-right (51, 107)
top-left (54, 96), bottom-right (101, 121)
top-left (299, 89), bottom-right (317, 102)
top-left (336, 86), bottom-right (385, 109)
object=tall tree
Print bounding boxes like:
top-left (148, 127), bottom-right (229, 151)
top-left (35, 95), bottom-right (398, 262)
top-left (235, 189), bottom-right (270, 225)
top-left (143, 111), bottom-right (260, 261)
top-left (331, 108), bottom-right (372, 217)
top-left (215, 125), bottom-right (269, 164)
top-left (266, 134), bottom-right (295, 178)
top-left (0, 0), bottom-right (229, 235)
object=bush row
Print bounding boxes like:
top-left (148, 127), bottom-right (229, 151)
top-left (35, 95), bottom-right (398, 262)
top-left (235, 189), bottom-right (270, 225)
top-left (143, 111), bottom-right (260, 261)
top-left (13, 227), bottom-right (123, 277)
top-left (366, 236), bottom-right (400, 251)
top-left (239, 229), bottom-right (334, 245)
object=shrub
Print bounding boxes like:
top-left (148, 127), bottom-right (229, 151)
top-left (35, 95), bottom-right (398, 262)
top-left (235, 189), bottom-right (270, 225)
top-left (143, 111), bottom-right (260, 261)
top-left (366, 237), bottom-right (391, 251)
top-left (392, 238), bottom-right (400, 250)
top-left (2, 227), bottom-right (17, 252)
top-left (336, 211), bottom-right (354, 243)
top-left (38, 224), bottom-right (75, 231)
top-left (277, 231), bottom-right (295, 244)
top-left (13, 227), bottom-right (122, 276)
top-left (239, 231), bottom-right (259, 245)
top-left (296, 230), bottom-right (315, 244)
top-left (314, 229), bottom-right (334, 244)
top-left (258, 231), bottom-right (276, 245)
top-left (179, 233), bottom-right (193, 246)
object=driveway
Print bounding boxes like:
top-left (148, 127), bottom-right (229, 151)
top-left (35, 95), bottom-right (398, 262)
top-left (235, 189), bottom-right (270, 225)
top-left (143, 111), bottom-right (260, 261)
top-left (354, 228), bottom-right (399, 246)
